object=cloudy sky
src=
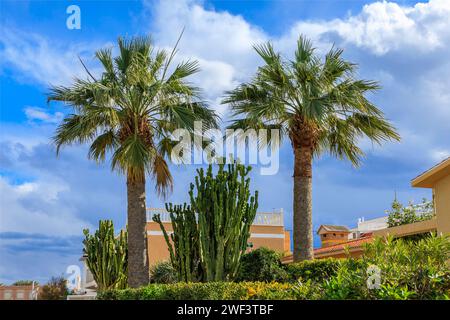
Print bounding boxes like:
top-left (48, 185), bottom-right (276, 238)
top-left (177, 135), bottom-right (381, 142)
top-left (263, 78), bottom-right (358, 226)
top-left (1, 0), bottom-right (449, 284)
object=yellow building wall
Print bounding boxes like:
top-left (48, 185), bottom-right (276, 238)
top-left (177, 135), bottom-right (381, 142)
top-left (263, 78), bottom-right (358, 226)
top-left (146, 222), bottom-right (288, 266)
top-left (435, 174), bottom-right (450, 235)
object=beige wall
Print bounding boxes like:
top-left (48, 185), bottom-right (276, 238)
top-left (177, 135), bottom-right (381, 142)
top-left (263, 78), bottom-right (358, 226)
top-left (320, 232), bottom-right (350, 247)
top-left (435, 174), bottom-right (450, 235)
top-left (146, 221), bottom-right (289, 266)
top-left (373, 218), bottom-right (437, 238)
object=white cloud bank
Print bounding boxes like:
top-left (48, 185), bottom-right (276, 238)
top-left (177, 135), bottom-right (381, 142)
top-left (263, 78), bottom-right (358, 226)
top-left (285, 0), bottom-right (450, 55)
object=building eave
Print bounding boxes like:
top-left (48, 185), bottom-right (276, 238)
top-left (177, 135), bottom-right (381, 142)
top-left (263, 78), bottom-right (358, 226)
top-left (411, 157), bottom-right (450, 188)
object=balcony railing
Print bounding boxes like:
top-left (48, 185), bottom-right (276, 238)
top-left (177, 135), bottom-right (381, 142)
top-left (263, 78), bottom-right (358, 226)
top-left (147, 208), bottom-right (284, 226)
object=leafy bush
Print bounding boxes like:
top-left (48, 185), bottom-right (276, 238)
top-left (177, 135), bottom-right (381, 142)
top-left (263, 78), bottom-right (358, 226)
top-left (286, 258), bottom-right (343, 283)
top-left (386, 198), bottom-right (434, 227)
top-left (150, 261), bottom-right (178, 284)
top-left (98, 281), bottom-right (305, 300)
top-left (322, 235), bottom-right (450, 300)
top-left (38, 276), bottom-right (69, 300)
top-left (236, 247), bottom-right (288, 282)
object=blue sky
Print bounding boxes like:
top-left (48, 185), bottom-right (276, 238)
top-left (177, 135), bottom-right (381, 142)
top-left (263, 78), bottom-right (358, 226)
top-left (1, 0), bottom-right (449, 284)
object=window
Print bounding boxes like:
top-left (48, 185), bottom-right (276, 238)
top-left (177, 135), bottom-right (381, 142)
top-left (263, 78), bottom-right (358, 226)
top-left (4, 291), bottom-right (12, 300)
top-left (16, 291), bottom-right (25, 299)
top-left (323, 234), bottom-right (326, 238)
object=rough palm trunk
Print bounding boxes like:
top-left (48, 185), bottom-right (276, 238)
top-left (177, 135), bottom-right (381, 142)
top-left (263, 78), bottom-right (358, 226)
top-left (293, 146), bottom-right (314, 262)
top-left (126, 173), bottom-right (149, 287)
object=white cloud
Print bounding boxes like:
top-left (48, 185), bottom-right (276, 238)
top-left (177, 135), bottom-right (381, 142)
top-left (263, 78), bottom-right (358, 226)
top-left (0, 28), bottom-right (103, 86)
top-left (24, 107), bottom-right (63, 124)
top-left (0, 176), bottom-right (92, 236)
top-left (287, 0), bottom-right (450, 55)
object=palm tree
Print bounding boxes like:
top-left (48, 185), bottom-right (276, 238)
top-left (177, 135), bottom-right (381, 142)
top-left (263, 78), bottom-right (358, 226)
top-left (48, 36), bottom-right (218, 287)
top-left (223, 36), bottom-right (400, 262)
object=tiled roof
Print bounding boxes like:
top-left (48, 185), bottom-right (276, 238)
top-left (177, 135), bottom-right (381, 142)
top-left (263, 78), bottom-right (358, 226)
top-left (281, 233), bottom-right (373, 263)
top-left (317, 225), bottom-right (350, 233)
top-left (314, 234), bottom-right (373, 255)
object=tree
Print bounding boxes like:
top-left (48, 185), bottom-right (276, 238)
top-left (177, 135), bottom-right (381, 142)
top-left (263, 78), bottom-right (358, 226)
top-left (83, 220), bottom-right (127, 290)
top-left (223, 36), bottom-right (400, 262)
top-left (386, 198), bottom-right (434, 227)
top-left (12, 280), bottom-right (37, 286)
top-left (38, 276), bottom-right (69, 300)
top-left (48, 36), bottom-right (218, 287)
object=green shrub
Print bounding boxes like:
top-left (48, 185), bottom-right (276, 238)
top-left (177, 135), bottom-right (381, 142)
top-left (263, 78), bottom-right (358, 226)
top-left (236, 248), bottom-right (288, 282)
top-left (150, 261), bottom-right (178, 284)
top-left (97, 281), bottom-right (307, 300)
top-left (286, 258), bottom-right (342, 283)
top-left (322, 235), bottom-right (450, 300)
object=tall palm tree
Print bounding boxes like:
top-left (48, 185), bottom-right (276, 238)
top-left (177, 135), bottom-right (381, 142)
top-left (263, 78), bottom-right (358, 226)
top-left (48, 36), bottom-right (218, 287)
top-left (223, 36), bottom-right (400, 262)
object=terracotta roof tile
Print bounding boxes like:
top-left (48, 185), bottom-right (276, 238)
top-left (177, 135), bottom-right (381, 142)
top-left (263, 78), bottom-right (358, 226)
top-left (281, 233), bottom-right (373, 263)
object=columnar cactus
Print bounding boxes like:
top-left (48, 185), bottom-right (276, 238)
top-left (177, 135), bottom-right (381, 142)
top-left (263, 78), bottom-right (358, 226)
top-left (82, 220), bottom-right (128, 290)
top-left (153, 204), bottom-right (203, 282)
top-left (155, 161), bottom-right (258, 282)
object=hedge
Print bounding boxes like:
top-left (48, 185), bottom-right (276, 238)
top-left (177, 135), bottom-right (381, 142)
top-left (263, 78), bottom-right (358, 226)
top-left (236, 248), bottom-right (289, 282)
top-left (99, 235), bottom-right (450, 300)
top-left (286, 258), bottom-right (343, 283)
top-left (97, 281), bottom-right (315, 300)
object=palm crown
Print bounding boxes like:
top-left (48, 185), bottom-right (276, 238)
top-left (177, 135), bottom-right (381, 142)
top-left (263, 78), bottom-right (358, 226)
top-left (49, 36), bottom-right (218, 195)
top-left (223, 36), bottom-right (400, 163)
top-left (223, 36), bottom-right (400, 261)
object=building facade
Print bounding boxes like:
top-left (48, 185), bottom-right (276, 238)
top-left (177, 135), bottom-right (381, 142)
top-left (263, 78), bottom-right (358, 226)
top-left (146, 208), bottom-right (291, 266)
top-left (0, 284), bottom-right (38, 300)
top-left (283, 157), bottom-right (450, 263)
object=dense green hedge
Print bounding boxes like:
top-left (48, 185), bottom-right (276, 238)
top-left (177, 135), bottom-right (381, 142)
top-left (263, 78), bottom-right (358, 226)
top-left (101, 235), bottom-right (450, 300)
top-left (286, 258), bottom-right (343, 283)
top-left (97, 282), bottom-right (310, 300)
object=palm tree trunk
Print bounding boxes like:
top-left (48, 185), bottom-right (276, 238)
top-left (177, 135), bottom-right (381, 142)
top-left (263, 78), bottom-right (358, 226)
top-left (293, 146), bottom-right (314, 262)
top-left (126, 173), bottom-right (149, 288)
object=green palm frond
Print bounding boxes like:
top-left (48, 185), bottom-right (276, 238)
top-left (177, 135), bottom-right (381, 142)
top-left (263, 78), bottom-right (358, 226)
top-left (49, 35), bottom-right (218, 194)
top-left (223, 35), bottom-right (399, 165)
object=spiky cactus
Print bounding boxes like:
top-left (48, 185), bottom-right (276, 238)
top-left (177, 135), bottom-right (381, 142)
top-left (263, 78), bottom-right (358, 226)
top-left (83, 220), bottom-right (128, 290)
top-left (153, 203), bottom-right (203, 282)
top-left (155, 161), bottom-right (258, 282)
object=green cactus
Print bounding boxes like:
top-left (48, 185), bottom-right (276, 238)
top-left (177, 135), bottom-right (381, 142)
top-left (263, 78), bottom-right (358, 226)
top-left (155, 161), bottom-right (258, 282)
top-left (83, 220), bottom-right (128, 290)
top-left (153, 204), bottom-right (203, 282)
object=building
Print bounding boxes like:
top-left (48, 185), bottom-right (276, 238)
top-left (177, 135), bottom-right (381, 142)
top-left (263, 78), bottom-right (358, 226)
top-left (317, 225), bottom-right (351, 247)
top-left (0, 284), bottom-right (38, 300)
top-left (282, 157), bottom-right (450, 263)
top-left (411, 156), bottom-right (450, 235)
top-left (146, 208), bottom-right (291, 266)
